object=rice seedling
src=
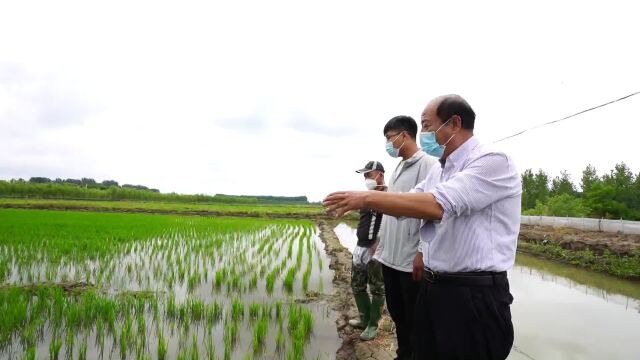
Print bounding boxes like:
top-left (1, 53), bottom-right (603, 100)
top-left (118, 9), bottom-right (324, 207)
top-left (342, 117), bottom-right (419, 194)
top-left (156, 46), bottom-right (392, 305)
top-left (79, 336), bottom-right (88, 360)
top-left (249, 303), bottom-right (261, 321)
top-left (283, 267), bottom-right (296, 293)
top-left (252, 317), bottom-right (268, 354)
top-left (65, 328), bottom-right (76, 360)
top-left (223, 319), bottom-right (239, 355)
top-left (275, 301), bottom-right (283, 321)
top-left (295, 238), bottom-right (305, 270)
top-left (265, 272), bottom-right (276, 294)
top-left (187, 273), bottom-right (199, 293)
top-left (287, 237), bottom-right (295, 259)
top-left (223, 344), bottom-right (231, 360)
top-left (249, 273), bottom-right (258, 289)
top-left (302, 249), bottom-right (313, 292)
top-left (275, 324), bottom-right (286, 352)
top-left (301, 308), bottom-right (314, 338)
top-left (22, 344), bottom-right (36, 360)
top-left (166, 294), bottom-right (177, 319)
top-left (205, 302), bottom-right (223, 325)
top-left (157, 331), bottom-right (168, 360)
top-left (230, 299), bottom-right (244, 321)
top-left (189, 334), bottom-right (199, 360)
top-left (49, 336), bottom-right (62, 360)
top-left (188, 298), bottom-right (205, 322)
top-left (206, 332), bottom-right (216, 360)
top-left (137, 312), bottom-right (147, 347)
top-left (261, 303), bottom-right (272, 320)
top-left (120, 326), bottom-right (129, 360)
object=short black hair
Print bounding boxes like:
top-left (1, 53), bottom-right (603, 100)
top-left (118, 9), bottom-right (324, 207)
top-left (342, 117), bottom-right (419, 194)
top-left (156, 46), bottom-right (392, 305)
top-left (436, 95), bottom-right (475, 130)
top-left (383, 115), bottom-right (418, 139)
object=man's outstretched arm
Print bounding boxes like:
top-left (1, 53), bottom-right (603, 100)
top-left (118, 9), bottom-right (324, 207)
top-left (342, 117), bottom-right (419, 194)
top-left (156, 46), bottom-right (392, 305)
top-left (323, 191), bottom-right (444, 220)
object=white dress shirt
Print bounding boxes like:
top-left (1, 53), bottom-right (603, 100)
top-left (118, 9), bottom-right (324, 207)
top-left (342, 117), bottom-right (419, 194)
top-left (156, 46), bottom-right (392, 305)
top-left (413, 136), bottom-right (522, 272)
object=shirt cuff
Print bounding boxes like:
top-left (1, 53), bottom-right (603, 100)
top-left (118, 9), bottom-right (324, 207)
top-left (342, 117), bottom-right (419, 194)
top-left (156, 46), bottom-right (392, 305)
top-left (431, 187), bottom-right (453, 221)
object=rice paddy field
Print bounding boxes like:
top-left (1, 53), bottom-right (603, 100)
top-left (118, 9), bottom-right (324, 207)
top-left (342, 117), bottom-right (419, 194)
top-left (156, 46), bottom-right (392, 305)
top-left (0, 209), bottom-right (338, 359)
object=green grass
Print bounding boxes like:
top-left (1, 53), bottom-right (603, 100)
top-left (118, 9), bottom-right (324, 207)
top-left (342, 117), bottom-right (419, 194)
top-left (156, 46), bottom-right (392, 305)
top-left (519, 241), bottom-right (640, 278)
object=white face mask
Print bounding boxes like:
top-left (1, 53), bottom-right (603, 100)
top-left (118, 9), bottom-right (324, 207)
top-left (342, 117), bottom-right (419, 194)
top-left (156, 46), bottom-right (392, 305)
top-left (365, 179), bottom-right (378, 190)
top-left (364, 172), bottom-right (383, 190)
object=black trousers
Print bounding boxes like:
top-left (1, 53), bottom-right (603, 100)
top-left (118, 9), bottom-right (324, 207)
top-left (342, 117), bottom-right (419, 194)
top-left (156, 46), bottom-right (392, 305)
top-left (381, 263), bottom-right (420, 360)
top-left (412, 274), bottom-right (514, 360)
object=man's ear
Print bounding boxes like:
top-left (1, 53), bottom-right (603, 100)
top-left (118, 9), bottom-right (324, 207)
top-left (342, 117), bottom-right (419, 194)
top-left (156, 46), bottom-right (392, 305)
top-left (451, 115), bottom-right (463, 130)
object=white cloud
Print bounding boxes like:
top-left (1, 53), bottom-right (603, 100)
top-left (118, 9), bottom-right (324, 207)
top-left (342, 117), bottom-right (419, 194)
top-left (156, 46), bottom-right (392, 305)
top-left (1, 0), bottom-right (639, 201)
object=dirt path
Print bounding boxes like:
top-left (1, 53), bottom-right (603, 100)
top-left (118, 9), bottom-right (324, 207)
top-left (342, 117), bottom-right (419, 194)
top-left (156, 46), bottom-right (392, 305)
top-left (317, 220), bottom-right (397, 360)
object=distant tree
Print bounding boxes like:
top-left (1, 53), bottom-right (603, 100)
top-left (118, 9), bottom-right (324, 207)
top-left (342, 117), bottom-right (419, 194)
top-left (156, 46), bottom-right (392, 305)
top-left (534, 169), bottom-right (550, 204)
top-left (550, 170), bottom-right (576, 197)
top-left (584, 181), bottom-right (631, 219)
top-left (580, 164), bottom-right (599, 195)
top-left (81, 178), bottom-right (97, 186)
top-left (634, 172), bottom-right (640, 210)
top-left (546, 194), bottom-right (588, 217)
top-left (122, 184), bottom-right (150, 191)
top-left (102, 180), bottom-right (119, 187)
top-left (521, 169), bottom-right (537, 210)
top-left (65, 178), bottom-right (82, 185)
top-left (601, 162), bottom-right (636, 212)
top-left (523, 193), bottom-right (588, 217)
top-left (607, 162), bottom-right (635, 188)
top-left (29, 177), bottom-right (51, 183)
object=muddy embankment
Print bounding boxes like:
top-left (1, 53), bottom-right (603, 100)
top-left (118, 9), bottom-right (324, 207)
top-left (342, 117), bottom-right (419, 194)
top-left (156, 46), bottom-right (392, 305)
top-left (519, 224), bottom-right (640, 256)
top-left (0, 203), bottom-right (338, 220)
top-left (518, 224), bottom-right (640, 279)
top-left (317, 220), bottom-right (397, 360)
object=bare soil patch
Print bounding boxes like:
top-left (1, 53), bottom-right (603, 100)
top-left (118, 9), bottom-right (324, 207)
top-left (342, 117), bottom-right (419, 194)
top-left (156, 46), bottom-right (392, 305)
top-left (519, 224), bottom-right (640, 256)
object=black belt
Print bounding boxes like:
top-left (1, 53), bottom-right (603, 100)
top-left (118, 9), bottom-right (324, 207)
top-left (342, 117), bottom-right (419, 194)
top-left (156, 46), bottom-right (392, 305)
top-left (422, 268), bottom-right (507, 286)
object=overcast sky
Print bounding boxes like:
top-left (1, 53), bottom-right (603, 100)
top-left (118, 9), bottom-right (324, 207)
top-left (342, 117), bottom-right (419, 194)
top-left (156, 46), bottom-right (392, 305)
top-left (1, 0), bottom-right (639, 202)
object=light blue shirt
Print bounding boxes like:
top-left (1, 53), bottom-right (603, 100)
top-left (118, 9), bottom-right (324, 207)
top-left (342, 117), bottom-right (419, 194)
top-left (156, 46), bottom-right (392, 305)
top-left (413, 136), bottom-right (522, 272)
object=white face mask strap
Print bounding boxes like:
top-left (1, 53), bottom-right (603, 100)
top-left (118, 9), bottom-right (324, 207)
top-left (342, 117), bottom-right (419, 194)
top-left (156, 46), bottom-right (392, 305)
top-left (443, 133), bottom-right (456, 147)
top-left (375, 172), bottom-right (385, 187)
top-left (435, 118), bottom-right (452, 134)
top-left (388, 131), bottom-right (404, 144)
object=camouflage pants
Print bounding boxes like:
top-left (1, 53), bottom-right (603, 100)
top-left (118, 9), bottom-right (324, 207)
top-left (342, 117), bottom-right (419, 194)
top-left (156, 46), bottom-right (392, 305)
top-left (351, 258), bottom-right (385, 297)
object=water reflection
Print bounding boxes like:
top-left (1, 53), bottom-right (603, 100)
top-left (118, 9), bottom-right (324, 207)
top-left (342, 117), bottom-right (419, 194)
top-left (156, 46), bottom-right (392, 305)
top-left (333, 222), bottom-right (358, 253)
top-left (333, 222), bottom-right (640, 360)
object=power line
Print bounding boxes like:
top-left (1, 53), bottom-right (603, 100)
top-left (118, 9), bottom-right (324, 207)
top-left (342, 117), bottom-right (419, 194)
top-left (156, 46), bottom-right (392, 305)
top-left (493, 91), bottom-right (640, 144)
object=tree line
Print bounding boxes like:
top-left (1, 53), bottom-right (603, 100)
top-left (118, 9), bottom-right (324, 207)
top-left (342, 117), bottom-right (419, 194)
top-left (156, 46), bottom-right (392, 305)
top-left (0, 178), bottom-right (309, 205)
top-left (522, 163), bottom-right (640, 220)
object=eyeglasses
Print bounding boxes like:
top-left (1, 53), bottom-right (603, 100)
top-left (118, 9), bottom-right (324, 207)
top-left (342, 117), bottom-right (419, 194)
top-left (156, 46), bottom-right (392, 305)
top-left (385, 132), bottom-right (404, 141)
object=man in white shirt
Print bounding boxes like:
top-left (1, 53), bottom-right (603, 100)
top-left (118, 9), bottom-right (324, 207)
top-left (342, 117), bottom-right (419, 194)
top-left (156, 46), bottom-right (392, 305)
top-left (324, 95), bottom-right (522, 360)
